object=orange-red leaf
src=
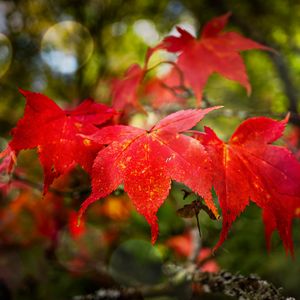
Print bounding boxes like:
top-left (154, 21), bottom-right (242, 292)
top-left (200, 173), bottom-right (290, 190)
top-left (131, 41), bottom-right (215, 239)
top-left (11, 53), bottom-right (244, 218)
top-left (157, 13), bottom-right (270, 103)
top-left (197, 117), bottom-right (300, 255)
top-left (8, 90), bottom-right (115, 192)
top-left (166, 231), bottom-right (193, 257)
top-left (144, 68), bottom-right (187, 108)
top-left (111, 48), bottom-right (155, 112)
top-left (79, 108), bottom-right (220, 243)
top-left (111, 64), bottom-right (145, 112)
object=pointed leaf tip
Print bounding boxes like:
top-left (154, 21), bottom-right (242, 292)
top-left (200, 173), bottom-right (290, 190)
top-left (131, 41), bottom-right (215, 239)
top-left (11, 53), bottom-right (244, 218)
top-left (18, 88), bottom-right (30, 97)
top-left (283, 112), bottom-right (290, 124)
top-left (150, 220), bottom-right (159, 245)
top-left (201, 12), bottom-right (232, 38)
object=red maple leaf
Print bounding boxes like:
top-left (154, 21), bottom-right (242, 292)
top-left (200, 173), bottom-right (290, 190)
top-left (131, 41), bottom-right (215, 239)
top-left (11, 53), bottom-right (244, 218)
top-left (156, 13), bottom-right (270, 103)
top-left (7, 90), bottom-right (116, 192)
top-left (111, 64), bottom-right (145, 112)
top-left (196, 116), bottom-right (300, 255)
top-left (144, 67), bottom-right (188, 108)
top-left (111, 48), bottom-right (156, 112)
top-left (79, 108), bottom-right (221, 243)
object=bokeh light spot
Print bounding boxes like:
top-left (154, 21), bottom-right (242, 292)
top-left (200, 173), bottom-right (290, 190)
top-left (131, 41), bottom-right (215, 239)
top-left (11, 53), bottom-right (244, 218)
top-left (133, 19), bottom-right (159, 46)
top-left (41, 21), bottom-right (94, 74)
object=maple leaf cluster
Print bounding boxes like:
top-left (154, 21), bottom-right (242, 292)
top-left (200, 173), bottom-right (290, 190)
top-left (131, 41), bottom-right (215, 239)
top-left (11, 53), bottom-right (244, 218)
top-left (1, 13), bottom-right (300, 255)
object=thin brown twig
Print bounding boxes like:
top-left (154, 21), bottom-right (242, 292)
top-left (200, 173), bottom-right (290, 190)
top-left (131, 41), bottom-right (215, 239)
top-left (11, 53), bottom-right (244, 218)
top-left (3, 173), bottom-right (91, 198)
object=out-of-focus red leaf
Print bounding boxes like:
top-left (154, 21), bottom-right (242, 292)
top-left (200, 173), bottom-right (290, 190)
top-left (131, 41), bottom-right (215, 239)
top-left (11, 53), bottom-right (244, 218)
top-left (166, 231), bottom-right (193, 257)
top-left (111, 64), bottom-right (145, 112)
top-left (144, 68), bottom-right (188, 108)
top-left (0, 174), bottom-right (75, 245)
top-left (111, 48), bottom-right (157, 112)
top-left (197, 248), bottom-right (220, 273)
top-left (155, 13), bottom-right (271, 104)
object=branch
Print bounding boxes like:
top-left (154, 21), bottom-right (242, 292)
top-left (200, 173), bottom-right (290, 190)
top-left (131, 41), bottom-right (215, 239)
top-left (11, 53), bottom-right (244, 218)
top-left (227, 12), bottom-right (300, 125)
top-left (146, 60), bottom-right (193, 99)
top-left (2, 173), bottom-right (91, 198)
top-left (192, 270), bottom-right (291, 300)
top-left (72, 264), bottom-right (293, 300)
top-left (268, 52), bottom-right (299, 115)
